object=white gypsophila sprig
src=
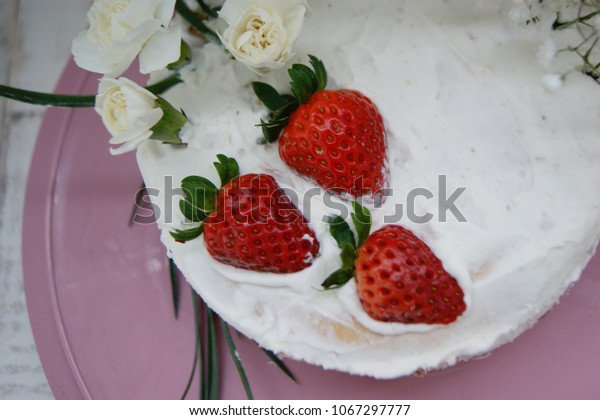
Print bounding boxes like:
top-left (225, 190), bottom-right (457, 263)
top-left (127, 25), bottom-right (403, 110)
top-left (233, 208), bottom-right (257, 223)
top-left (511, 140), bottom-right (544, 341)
top-left (552, 0), bottom-right (600, 84)
top-left (538, 39), bottom-right (559, 66)
top-left (509, 0), bottom-right (600, 87)
top-left (72, 0), bottom-right (183, 77)
top-left (509, 0), bottom-right (544, 25)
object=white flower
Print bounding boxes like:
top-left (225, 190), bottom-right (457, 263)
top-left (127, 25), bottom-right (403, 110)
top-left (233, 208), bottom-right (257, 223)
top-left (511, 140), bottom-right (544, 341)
top-left (96, 77), bottom-right (164, 155)
top-left (218, 0), bottom-right (309, 74)
top-left (538, 39), bottom-right (557, 67)
top-left (509, 1), bottom-right (541, 26)
top-left (72, 0), bottom-right (182, 77)
top-left (542, 73), bottom-right (565, 92)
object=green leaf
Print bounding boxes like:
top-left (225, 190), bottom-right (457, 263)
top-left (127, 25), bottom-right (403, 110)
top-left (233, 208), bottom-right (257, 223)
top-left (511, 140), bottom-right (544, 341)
top-left (181, 288), bottom-right (203, 400)
top-left (289, 63), bottom-right (318, 104)
top-left (258, 119), bottom-right (285, 144)
top-left (214, 154), bottom-right (240, 188)
top-left (252, 82), bottom-right (290, 111)
top-left (257, 100), bottom-right (299, 143)
top-left (206, 307), bottom-right (219, 400)
top-left (181, 176), bottom-right (218, 213)
top-left (150, 97), bottom-right (188, 144)
top-left (339, 242), bottom-right (357, 271)
top-left (168, 258), bottom-right (180, 319)
top-left (179, 199), bottom-right (208, 224)
top-left (308, 55), bottom-right (328, 91)
top-left (262, 349), bottom-right (297, 383)
top-left (170, 224), bottom-right (204, 243)
top-left (328, 216), bottom-right (356, 250)
top-left (221, 320), bottom-right (254, 399)
top-left (351, 201), bottom-right (372, 248)
top-left (321, 268), bottom-right (354, 290)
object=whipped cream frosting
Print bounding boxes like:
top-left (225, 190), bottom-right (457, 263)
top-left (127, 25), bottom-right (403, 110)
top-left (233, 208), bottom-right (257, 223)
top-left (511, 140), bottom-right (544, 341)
top-left (136, 0), bottom-right (600, 378)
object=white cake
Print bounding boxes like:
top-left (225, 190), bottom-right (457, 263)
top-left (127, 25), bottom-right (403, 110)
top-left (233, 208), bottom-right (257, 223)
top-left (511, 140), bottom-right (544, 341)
top-left (136, 0), bottom-right (600, 378)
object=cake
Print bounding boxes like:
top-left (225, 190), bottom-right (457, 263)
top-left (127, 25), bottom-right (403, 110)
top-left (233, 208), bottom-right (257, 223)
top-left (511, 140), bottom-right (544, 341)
top-left (130, 0), bottom-right (600, 378)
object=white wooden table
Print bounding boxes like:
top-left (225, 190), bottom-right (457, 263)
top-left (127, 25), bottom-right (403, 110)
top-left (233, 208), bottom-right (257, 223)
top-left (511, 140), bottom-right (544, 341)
top-left (0, 0), bottom-right (91, 399)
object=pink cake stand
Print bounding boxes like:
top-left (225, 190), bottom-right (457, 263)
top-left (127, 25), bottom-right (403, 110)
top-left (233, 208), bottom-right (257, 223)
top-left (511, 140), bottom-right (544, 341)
top-left (22, 60), bottom-right (600, 399)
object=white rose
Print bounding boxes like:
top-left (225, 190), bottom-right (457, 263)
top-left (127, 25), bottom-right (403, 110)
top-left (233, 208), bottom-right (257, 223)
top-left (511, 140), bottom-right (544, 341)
top-left (218, 0), bottom-right (309, 74)
top-left (72, 0), bottom-right (182, 77)
top-left (96, 77), bottom-right (164, 155)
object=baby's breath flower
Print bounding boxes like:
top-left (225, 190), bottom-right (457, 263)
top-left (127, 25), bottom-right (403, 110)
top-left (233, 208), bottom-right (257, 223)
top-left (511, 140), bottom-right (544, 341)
top-left (538, 39), bottom-right (558, 67)
top-left (542, 73), bottom-right (565, 91)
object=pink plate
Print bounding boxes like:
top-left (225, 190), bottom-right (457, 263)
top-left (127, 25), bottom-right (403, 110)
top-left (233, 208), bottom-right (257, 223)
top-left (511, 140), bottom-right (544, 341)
top-left (23, 60), bottom-right (600, 400)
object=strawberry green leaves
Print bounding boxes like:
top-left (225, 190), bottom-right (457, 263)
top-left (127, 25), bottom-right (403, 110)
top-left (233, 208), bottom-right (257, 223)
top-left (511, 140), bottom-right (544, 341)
top-left (182, 176), bottom-right (218, 213)
top-left (214, 154), bottom-right (240, 188)
top-left (252, 83), bottom-right (298, 144)
top-left (289, 55), bottom-right (327, 103)
top-left (310, 55), bottom-right (328, 92)
top-left (170, 154), bottom-right (240, 243)
top-left (252, 55), bottom-right (328, 143)
top-left (329, 216), bottom-right (357, 250)
top-left (321, 202), bottom-right (372, 290)
top-left (352, 201), bottom-right (372, 249)
top-left (252, 83), bottom-right (296, 113)
top-left (171, 224), bottom-right (205, 243)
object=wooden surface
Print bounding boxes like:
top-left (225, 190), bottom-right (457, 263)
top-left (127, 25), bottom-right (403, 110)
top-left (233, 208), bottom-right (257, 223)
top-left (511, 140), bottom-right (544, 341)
top-left (0, 0), bottom-right (90, 399)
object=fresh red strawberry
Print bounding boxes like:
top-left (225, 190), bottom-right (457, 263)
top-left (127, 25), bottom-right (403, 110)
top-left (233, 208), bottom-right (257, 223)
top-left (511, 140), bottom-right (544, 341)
top-left (171, 155), bottom-right (320, 274)
top-left (355, 225), bottom-right (466, 324)
top-left (322, 204), bottom-right (465, 325)
top-left (204, 174), bottom-right (319, 273)
top-left (279, 89), bottom-right (386, 197)
top-left (253, 55), bottom-right (387, 199)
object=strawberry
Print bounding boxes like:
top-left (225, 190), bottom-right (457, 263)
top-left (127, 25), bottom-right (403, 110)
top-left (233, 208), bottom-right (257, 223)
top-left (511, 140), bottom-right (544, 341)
top-left (204, 173), bottom-right (319, 273)
top-left (355, 225), bottom-right (465, 324)
top-left (322, 203), bottom-right (466, 325)
top-left (171, 155), bottom-right (320, 274)
top-left (253, 55), bottom-right (387, 199)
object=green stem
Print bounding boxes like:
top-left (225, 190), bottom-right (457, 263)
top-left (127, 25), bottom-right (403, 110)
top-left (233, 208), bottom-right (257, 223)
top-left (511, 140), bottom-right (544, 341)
top-left (553, 9), bottom-right (600, 30)
top-left (206, 306), bottom-right (220, 400)
top-left (168, 258), bottom-right (180, 319)
top-left (146, 75), bottom-right (184, 96)
top-left (175, 0), bottom-right (221, 45)
top-left (181, 288), bottom-right (202, 400)
top-left (0, 86), bottom-right (95, 107)
top-left (195, 0), bottom-right (219, 18)
top-left (0, 75), bottom-right (182, 108)
top-left (221, 320), bottom-right (254, 400)
top-left (262, 348), bottom-right (297, 383)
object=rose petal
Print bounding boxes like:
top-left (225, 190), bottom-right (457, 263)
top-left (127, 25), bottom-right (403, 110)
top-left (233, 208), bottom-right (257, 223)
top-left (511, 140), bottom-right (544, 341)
top-left (138, 26), bottom-right (183, 74)
top-left (217, 0), bottom-right (308, 74)
top-left (110, 133), bottom-right (151, 156)
top-left (73, 20), bottom-right (161, 77)
top-left (154, 0), bottom-right (177, 27)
